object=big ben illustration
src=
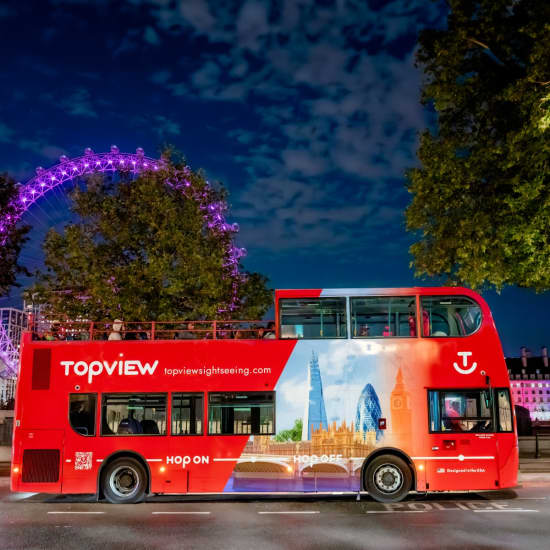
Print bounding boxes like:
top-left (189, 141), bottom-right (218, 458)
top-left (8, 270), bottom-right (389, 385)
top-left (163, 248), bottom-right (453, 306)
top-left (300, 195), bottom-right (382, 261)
top-left (390, 368), bottom-right (412, 452)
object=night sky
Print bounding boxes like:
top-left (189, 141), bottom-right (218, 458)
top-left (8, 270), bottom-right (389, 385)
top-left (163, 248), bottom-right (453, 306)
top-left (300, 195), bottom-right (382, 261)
top-left (0, 0), bottom-right (548, 356)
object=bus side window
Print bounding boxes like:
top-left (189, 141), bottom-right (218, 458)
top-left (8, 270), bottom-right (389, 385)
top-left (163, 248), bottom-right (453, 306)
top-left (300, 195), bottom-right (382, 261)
top-left (496, 389), bottom-right (513, 432)
top-left (101, 394), bottom-right (167, 436)
top-left (208, 392), bottom-right (275, 435)
top-left (172, 393), bottom-right (203, 435)
top-left (351, 296), bottom-right (416, 338)
top-left (421, 296), bottom-right (482, 337)
top-left (428, 390), bottom-right (493, 433)
top-left (69, 393), bottom-right (97, 436)
top-left (279, 298), bottom-right (346, 339)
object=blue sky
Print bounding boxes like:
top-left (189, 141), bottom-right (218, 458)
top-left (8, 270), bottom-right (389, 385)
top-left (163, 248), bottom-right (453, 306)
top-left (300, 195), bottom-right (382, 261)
top-left (0, 0), bottom-right (548, 356)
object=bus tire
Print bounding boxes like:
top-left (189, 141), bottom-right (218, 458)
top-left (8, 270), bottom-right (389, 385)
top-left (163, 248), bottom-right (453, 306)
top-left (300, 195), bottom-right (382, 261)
top-left (364, 454), bottom-right (411, 503)
top-left (101, 457), bottom-right (147, 504)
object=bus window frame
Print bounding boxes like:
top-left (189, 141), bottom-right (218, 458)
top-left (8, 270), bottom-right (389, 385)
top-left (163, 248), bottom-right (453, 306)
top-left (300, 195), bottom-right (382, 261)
top-left (427, 388), bottom-right (515, 434)
top-left (207, 391), bottom-right (276, 436)
top-left (100, 392), bottom-right (168, 437)
top-left (278, 297), bottom-right (348, 340)
top-left (420, 295), bottom-right (483, 339)
top-left (495, 388), bottom-right (514, 433)
top-left (68, 392), bottom-right (97, 437)
top-left (171, 392), bottom-right (205, 436)
top-left (350, 295), bottom-right (419, 339)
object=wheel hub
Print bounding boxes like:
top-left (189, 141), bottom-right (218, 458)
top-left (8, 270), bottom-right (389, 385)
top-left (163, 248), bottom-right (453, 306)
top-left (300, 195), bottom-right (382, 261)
top-left (374, 464), bottom-right (403, 493)
top-left (110, 466), bottom-right (139, 498)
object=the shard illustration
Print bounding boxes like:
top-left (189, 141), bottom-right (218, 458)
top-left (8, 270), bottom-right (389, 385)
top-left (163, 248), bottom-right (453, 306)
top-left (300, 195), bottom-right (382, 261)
top-left (301, 351), bottom-right (328, 440)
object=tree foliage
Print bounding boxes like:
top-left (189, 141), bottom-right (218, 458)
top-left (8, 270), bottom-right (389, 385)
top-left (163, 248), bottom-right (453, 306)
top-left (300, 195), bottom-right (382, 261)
top-left (0, 173), bottom-right (30, 296)
top-left (27, 155), bottom-right (272, 321)
top-left (406, 0), bottom-right (550, 291)
top-left (274, 418), bottom-right (302, 442)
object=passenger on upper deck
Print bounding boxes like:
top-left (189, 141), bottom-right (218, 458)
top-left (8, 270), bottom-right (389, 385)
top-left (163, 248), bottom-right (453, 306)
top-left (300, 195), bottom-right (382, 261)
top-left (178, 321), bottom-right (198, 339)
top-left (108, 319), bottom-right (124, 341)
top-left (263, 322), bottom-right (276, 339)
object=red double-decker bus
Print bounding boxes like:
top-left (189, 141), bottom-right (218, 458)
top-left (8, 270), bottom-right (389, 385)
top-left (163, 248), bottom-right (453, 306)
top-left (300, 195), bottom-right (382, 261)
top-left (10, 287), bottom-right (518, 503)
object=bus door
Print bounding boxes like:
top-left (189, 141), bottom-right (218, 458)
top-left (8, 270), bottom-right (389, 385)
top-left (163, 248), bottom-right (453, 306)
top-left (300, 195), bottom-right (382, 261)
top-left (17, 429), bottom-right (64, 493)
top-left (426, 389), bottom-right (499, 491)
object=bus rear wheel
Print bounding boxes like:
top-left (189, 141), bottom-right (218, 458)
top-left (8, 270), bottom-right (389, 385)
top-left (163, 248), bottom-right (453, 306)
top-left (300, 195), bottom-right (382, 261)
top-left (364, 455), bottom-right (412, 503)
top-left (102, 457), bottom-right (147, 504)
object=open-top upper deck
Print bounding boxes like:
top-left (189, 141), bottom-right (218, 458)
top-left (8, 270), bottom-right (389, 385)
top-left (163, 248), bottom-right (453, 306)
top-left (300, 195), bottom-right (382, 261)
top-left (28, 286), bottom-right (492, 342)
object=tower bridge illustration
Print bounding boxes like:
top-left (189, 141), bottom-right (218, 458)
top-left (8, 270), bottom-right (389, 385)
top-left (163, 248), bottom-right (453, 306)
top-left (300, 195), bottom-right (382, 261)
top-left (226, 351), bottom-right (384, 492)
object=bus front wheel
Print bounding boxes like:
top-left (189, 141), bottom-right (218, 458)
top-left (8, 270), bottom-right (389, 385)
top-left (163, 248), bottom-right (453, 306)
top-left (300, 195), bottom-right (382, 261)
top-left (102, 457), bottom-right (147, 504)
top-left (364, 455), bottom-right (412, 503)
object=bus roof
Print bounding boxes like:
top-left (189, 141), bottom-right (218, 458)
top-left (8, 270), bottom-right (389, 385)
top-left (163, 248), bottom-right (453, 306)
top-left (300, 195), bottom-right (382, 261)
top-left (275, 287), bottom-right (482, 299)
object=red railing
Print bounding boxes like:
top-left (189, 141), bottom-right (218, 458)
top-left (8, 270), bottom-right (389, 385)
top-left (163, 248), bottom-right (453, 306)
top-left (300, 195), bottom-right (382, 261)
top-left (29, 317), bottom-right (276, 342)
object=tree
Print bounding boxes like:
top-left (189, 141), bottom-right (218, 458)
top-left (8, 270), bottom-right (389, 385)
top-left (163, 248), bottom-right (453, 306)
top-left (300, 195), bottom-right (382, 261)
top-left (0, 173), bottom-right (30, 296)
top-left (406, 0), bottom-right (550, 291)
top-left (274, 418), bottom-right (302, 442)
top-left (27, 153), bottom-right (273, 321)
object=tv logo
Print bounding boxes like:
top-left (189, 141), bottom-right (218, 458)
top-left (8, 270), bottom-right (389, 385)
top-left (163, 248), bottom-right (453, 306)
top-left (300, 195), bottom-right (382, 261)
top-left (453, 351), bottom-right (477, 375)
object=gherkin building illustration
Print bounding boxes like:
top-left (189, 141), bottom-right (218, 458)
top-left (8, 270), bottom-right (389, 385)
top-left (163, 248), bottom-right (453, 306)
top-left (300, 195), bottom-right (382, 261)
top-left (301, 351), bottom-right (328, 440)
top-left (355, 383), bottom-right (383, 440)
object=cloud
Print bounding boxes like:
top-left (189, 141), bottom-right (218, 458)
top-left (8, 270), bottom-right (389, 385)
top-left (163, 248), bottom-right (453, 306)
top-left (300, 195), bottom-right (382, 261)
top-left (0, 121), bottom-right (66, 165)
top-left (17, 139), bottom-right (67, 161)
top-left (145, 1), bottom-right (443, 252)
top-left (60, 88), bottom-right (97, 118)
top-left (0, 122), bottom-right (14, 143)
top-left (144, 26), bottom-right (160, 45)
top-left (153, 115), bottom-right (181, 137)
top-left (279, 376), bottom-right (308, 406)
top-left (151, 70), bottom-right (172, 84)
top-left (281, 149), bottom-right (328, 177)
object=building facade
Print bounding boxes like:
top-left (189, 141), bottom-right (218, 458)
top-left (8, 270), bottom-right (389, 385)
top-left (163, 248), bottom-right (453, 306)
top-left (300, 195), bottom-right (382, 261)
top-left (506, 347), bottom-right (550, 422)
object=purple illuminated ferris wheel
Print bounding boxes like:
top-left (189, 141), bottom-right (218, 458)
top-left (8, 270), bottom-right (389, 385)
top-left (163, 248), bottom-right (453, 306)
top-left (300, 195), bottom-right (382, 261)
top-left (0, 146), bottom-right (247, 376)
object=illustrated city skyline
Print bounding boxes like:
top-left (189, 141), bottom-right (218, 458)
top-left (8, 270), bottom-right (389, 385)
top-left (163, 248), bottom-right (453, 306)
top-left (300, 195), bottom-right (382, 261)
top-left (302, 351), bottom-right (383, 441)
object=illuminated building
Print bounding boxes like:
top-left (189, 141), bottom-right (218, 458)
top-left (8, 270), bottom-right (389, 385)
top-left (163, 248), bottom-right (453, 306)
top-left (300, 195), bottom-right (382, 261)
top-left (507, 346), bottom-right (550, 422)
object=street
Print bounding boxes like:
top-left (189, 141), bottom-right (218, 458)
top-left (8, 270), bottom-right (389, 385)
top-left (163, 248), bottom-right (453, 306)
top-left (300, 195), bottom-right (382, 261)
top-left (1, 476), bottom-right (549, 550)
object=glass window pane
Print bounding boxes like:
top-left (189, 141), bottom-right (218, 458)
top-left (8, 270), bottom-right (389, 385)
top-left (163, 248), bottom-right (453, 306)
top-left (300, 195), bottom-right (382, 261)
top-left (421, 296), bottom-right (482, 337)
top-left (208, 392), bottom-right (275, 435)
top-left (102, 393), bottom-right (166, 435)
top-left (279, 298), bottom-right (346, 339)
top-left (429, 390), bottom-right (493, 433)
top-left (172, 393), bottom-right (203, 435)
top-left (429, 391), bottom-right (440, 432)
top-left (351, 296), bottom-right (416, 338)
top-left (497, 390), bottom-right (513, 432)
top-left (69, 394), bottom-right (96, 436)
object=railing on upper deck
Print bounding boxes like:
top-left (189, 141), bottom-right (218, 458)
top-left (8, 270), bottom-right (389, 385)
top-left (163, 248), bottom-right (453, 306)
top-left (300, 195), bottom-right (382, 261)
top-left (28, 318), bottom-right (276, 342)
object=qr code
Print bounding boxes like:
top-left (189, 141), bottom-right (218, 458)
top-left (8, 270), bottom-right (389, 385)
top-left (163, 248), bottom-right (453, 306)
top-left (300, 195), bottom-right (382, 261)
top-left (74, 452), bottom-right (93, 470)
